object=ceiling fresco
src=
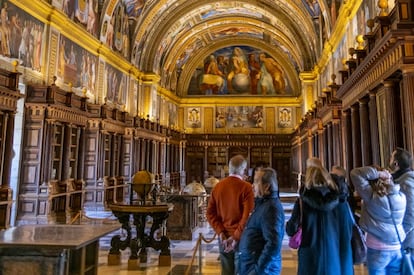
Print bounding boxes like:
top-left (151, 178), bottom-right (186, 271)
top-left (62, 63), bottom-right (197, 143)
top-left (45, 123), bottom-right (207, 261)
top-left (187, 46), bottom-right (294, 96)
top-left (123, 0), bottom-right (329, 97)
top-left (90, 0), bottom-right (346, 98)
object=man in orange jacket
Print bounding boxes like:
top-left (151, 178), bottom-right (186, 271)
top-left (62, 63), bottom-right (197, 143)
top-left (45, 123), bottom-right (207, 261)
top-left (206, 155), bottom-right (255, 275)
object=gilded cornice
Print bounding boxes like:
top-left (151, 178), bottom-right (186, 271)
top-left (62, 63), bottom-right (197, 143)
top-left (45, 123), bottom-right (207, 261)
top-left (179, 96), bottom-right (302, 106)
top-left (140, 73), bottom-right (161, 84)
top-left (316, 0), bottom-right (362, 75)
top-left (158, 87), bottom-right (180, 104)
top-left (9, 0), bottom-right (51, 23)
top-left (299, 72), bottom-right (318, 82)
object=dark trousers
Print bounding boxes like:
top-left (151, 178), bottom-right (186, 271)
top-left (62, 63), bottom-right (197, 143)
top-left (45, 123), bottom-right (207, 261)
top-left (219, 239), bottom-right (239, 275)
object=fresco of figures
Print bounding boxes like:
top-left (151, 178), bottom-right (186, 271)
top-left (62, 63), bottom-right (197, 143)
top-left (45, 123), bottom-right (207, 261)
top-left (123, 0), bottom-right (146, 18)
top-left (56, 35), bottom-right (98, 99)
top-left (188, 46), bottom-right (292, 96)
top-left (100, 0), bottom-right (130, 60)
top-left (0, 2), bottom-right (44, 72)
top-left (105, 63), bottom-right (127, 105)
top-left (215, 106), bottom-right (263, 129)
top-left (53, 0), bottom-right (99, 37)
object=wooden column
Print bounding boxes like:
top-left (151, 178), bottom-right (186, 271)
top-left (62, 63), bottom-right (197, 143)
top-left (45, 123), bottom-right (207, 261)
top-left (369, 91), bottom-right (381, 166)
top-left (318, 127), bottom-right (324, 163)
top-left (351, 104), bottom-right (362, 168)
top-left (332, 120), bottom-right (342, 167)
top-left (326, 123), bottom-right (333, 170)
top-left (342, 109), bottom-right (353, 172)
top-left (382, 80), bottom-right (403, 162)
top-left (359, 97), bottom-right (372, 166)
top-left (307, 129), bottom-right (312, 158)
top-left (401, 71), bottom-right (414, 154)
top-left (1, 113), bottom-right (14, 188)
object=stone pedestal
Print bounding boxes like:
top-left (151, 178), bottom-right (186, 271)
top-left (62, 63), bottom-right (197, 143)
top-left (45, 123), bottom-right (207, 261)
top-left (107, 253), bottom-right (121, 265)
top-left (128, 259), bottom-right (140, 270)
top-left (159, 255), bottom-right (171, 266)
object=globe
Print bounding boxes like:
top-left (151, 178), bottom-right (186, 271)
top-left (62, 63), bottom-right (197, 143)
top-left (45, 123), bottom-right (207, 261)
top-left (132, 170), bottom-right (155, 199)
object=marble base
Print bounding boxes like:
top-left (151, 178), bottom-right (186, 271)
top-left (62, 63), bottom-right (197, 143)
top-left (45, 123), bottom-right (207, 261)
top-left (159, 255), bottom-right (171, 266)
top-left (127, 259), bottom-right (140, 270)
top-left (107, 253), bottom-right (121, 265)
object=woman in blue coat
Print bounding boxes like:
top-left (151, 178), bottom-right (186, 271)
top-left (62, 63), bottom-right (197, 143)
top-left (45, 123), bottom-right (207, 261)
top-left (238, 167), bottom-right (285, 275)
top-left (286, 158), bottom-right (354, 275)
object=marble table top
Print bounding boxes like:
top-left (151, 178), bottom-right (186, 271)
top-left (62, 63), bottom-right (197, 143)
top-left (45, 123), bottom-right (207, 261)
top-left (0, 224), bottom-right (120, 249)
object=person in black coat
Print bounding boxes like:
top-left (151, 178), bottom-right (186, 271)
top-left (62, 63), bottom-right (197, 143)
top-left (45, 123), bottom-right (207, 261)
top-left (238, 167), bottom-right (285, 275)
top-left (286, 158), bottom-right (353, 275)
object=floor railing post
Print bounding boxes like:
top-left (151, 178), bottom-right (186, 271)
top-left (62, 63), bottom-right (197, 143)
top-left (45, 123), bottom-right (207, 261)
top-left (199, 232), bottom-right (202, 275)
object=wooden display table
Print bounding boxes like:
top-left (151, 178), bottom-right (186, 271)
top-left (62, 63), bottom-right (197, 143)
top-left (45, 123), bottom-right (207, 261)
top-left (107, 203), bottom-right (174, 270)
top-left (0, 224), bottom-right (120, 275)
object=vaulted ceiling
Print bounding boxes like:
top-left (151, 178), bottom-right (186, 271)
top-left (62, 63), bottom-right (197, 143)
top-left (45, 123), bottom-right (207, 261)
top-left (124, 0), bottom-right (337, 98)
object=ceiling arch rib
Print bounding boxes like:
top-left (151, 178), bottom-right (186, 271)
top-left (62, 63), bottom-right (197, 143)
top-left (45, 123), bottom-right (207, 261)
top-left (132, 0), bottom-right (319, 73)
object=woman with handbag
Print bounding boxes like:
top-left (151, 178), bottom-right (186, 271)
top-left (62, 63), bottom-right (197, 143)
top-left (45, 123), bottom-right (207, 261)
top-left (286, 158), bottom-right (353, 275)
top-left (351, 166), bottom-right (406, 275)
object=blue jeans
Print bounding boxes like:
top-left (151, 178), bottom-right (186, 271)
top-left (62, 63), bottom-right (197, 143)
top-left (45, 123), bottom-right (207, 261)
top-left (367, 247), bottom-right (402, 275)
top-left (219, 239), bottom-right (239, 275)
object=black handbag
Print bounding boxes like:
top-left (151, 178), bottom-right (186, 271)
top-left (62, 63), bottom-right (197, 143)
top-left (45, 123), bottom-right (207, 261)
top-left (351, 222), bottom-right (367, 264)
top-left (347, 202), bottom-right (367, 264)
top-left (387, 196), bottom-right (414, 275)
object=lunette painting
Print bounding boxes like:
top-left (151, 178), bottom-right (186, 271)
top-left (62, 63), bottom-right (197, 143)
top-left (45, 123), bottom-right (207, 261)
top-left (187, 46), bottom-right (292, 96)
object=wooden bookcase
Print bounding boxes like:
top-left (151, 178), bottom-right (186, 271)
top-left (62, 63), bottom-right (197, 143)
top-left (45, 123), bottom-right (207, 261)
top-left (51, 123), bottom-right (64, 180)
top-left (0, 68), bottom-right (22, 229)
top-left (207, 147), bottom-right (227, 178)
top-left (18, 84), bottom-right (88, 224)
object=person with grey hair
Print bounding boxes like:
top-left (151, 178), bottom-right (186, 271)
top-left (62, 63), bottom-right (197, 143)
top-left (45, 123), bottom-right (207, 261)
top-left (207, 154), bottom-right (255, 275)
top-left (238, 167), bottom-right (284, 274)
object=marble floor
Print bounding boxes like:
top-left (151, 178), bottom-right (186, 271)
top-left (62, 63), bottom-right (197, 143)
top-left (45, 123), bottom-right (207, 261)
top-left (94, 193), bottom-right (368, 275)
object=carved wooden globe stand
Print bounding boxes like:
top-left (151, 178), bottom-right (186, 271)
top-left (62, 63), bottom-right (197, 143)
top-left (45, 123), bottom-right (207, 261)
top-left (107, 171), bottom-right (173, 270)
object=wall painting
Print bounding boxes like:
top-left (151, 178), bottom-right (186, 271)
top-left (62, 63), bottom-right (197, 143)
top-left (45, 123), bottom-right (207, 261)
top-left (187, 46), bottom-right (292, 96)
top-left (278, 107), bottom-right (293, 128)
top-left (57, 35), bottom-right (98, 99)
top-left (52, 0), bottom-right (99, 37)
top-left (104, 62), bottom-right (128, 106)
top-left (0, 2), bottom-right (45, 72)
top-left (186, 107), bottom-right (201, 129)
top-left (215, 106), bottom-right (263, 129)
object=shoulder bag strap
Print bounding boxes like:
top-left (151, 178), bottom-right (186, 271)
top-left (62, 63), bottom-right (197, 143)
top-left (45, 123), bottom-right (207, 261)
top-left (386, 195), bottom-right (403, 245)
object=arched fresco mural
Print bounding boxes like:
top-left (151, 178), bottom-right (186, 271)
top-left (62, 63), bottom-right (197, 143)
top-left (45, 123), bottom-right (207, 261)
top-left (100, 0), bottom-right (130, 59)
top-left (187, 46), bottom-right (292, 96)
